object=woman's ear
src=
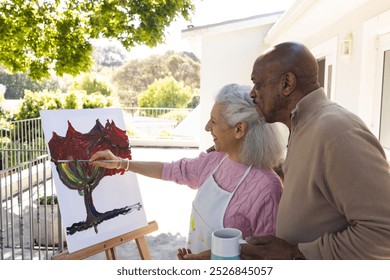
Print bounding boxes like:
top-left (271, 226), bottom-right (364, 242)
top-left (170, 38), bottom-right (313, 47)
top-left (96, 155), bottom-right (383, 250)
top-left (235, 122), bottom-right (248, 140)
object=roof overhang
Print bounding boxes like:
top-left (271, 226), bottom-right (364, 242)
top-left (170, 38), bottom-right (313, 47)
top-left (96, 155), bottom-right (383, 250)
top-left (182, 11), bottom-right (284, 39)
top-left (264, 0), bottom-right (370, 44)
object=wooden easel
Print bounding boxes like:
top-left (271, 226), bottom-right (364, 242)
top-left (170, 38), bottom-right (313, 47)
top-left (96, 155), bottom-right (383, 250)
top-left (51, 220), bottom-right (158, 260)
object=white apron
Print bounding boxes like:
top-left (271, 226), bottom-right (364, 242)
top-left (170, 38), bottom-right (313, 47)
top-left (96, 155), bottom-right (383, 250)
top-left (186, 156), bottom-right (252, 253)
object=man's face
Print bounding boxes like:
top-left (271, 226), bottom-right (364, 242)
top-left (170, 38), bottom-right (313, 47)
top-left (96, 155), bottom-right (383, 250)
top-left (250, 58), bottom-right (284, 124)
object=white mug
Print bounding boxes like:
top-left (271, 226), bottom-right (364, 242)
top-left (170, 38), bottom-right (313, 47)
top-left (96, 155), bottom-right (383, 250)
top-left (211, 228), bottom-right (246, 260)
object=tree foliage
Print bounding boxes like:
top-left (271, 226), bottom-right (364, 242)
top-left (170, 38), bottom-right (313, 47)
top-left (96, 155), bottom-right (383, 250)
top-left (166, 52), bottom-right (200, 88)
top-left (71, 74), bottom-right (113, 96)
top-left (15, 90), bottom-right (113, 120)
top-left (0, 0), bottom-right (194, 80)
top-left (92, 42), bottom-right (128, 69)
top-left (0, 69), bottom-right (44, 99)
top-left (138, 76), bottom-right (192, 109)
top-left (112, 51), bottom-right (200, 105)
top-left (15, 90), bottom-right (63, 120)
top-left (0, 92), bottom-right (9, 127)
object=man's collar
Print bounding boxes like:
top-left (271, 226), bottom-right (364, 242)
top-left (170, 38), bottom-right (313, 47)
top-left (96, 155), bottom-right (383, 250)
top-left (290, 88), bottom-right (328, 125)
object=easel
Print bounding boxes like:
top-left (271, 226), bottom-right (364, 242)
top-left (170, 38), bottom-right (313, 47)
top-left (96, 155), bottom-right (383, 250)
top-left (51, 220), bottom-right (158, 260)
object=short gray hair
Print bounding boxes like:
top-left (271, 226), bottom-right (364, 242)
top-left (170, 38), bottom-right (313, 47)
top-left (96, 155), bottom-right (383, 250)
top-left (215, 84), bottom-right (283, 169)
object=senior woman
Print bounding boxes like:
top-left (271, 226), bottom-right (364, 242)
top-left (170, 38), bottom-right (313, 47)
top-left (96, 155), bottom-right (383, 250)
top-left (90, 84), bottom-right (284, 259)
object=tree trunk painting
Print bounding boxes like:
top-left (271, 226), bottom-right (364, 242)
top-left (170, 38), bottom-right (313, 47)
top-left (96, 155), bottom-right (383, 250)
top-left (48, 119), bottom-right (142, 235)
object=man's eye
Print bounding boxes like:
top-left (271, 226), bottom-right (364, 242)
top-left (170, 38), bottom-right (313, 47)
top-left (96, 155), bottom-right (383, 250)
top-left (255, 84), bottom-right (263, 91)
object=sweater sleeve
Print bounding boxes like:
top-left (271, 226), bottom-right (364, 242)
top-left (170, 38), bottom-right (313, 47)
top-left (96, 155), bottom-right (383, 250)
top-left (299, 127), bottom-right (390, 259)
top-left (161, 151), bottom-right (223, 189)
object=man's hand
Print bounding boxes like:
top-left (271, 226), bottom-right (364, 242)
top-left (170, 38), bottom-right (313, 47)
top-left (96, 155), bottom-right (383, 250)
top-left (240, 235), bottom-right (298, 260)
top-left (177, 248), bottom-right (211, 260)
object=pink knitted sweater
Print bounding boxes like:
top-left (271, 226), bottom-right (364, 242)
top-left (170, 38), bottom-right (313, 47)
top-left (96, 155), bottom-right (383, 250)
top-left (162, 151), bottom-right (282, 238)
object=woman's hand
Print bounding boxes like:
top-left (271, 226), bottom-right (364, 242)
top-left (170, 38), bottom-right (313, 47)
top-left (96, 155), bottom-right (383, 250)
top-left (177, 248), bottom-right (211, 260)
top-left (89, 149), bottom-right (122, 169)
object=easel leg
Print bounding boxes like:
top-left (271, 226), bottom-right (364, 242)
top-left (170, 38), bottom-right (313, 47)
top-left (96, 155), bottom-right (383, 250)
top-left (136, 236), bottom-right (152, 260)
top-left (51, 221), bottom-right (158, 260)
top-left (105, 247), bottom-right (117, 260)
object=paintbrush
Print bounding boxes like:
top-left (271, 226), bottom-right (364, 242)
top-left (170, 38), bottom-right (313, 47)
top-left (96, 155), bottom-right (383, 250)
top-left (55, 159), bottom-right (122, 163)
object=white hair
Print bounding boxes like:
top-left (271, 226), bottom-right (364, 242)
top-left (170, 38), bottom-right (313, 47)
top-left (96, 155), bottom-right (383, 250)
top-left (215, 84), bottom-right (283, 168)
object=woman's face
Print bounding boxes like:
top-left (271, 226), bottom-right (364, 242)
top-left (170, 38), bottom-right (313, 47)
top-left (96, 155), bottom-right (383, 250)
top-left (205, 103), bottom-right (239, 157)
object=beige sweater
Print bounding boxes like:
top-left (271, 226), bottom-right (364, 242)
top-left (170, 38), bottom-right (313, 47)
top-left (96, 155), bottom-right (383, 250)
top-left (276, 88), bottom-right (390, 259)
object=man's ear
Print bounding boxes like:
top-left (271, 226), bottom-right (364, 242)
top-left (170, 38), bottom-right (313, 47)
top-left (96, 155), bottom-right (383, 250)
top-left (235, 122), bottom-right (248, 140)
top-left (282, 72), bottom-right (296, 96)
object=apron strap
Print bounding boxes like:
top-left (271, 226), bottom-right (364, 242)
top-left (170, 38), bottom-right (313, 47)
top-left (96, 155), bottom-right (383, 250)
top-left (232, 164), bottom-right (252, 193)
top-left (211, 155), bottom-right (228, 175)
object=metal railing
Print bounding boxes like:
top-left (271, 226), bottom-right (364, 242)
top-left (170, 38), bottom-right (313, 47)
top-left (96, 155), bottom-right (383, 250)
top-left (1, 117), bottom-right (46, 170)
top-left (0, 108), bottom-right (195, 169)
top-left (0, 107), bottom-right (196, 259)
top-left (0, 155), bottom-right (64, 260)
top-left (122, 106), bottom-right (193, 118)
top-left (122, 107), bottom-right (193, 139)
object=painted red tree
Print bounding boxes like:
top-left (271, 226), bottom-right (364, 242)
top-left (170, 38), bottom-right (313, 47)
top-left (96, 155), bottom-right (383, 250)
top-left (48, 119), bottom-right (142, 235)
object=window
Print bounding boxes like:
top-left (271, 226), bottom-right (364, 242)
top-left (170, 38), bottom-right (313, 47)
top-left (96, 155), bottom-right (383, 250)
top-left (317, 58), bottom-right (332, 99)
top-left (379, 50), bottom-right (390, 149)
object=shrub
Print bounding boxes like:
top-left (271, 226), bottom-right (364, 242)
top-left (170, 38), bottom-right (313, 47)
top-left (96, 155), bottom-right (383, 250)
top-left (39, 195), bottom-right (58, 205)
top-left (15, 90), bottom-right (63, 120)
top-left (15, 90), bottom-right (114, 120)
top-left (159, 110), bottom-right (190, 123)
top-left (71, 75), bottom-right (112, 96)
top-left (63, 90), bottom-right (83, 109)
top-left (82, 93), bottom-right (113, 109)
top-left (138, 76), bottom-right (192, 115)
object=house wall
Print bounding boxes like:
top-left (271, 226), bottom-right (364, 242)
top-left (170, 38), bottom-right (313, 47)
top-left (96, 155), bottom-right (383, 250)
top-left (301, 2), bottom-right (390, 126)
top-left (265, 0), bottom-right (390, 156)
top-left (198, 23), bottom-right (274, 150)
top-left (183, 1), bottom-right (390, 154)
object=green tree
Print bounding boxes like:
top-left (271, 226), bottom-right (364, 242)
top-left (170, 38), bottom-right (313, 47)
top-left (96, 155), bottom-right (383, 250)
top-left (0, 0), bottom-right (194, 80)
top-left (0, 110), bottom-right (12, 170)
top-left (15, 90), bottom-right (63, 120)
top-left (15, 90), bottom-right (113, 120)
top-left (112, 51), bottom-right (200, 105)
top-left (166, 53), bottom-right (200, 89)
top-left (92, 42), bottom-right (128, 69)
top-left (0, 91), bottom-right (9, 127)
top-left (0, 69), bottom-right (44, 99)
top-left (82, 93), bottom-right (113, 109)
top-left (63, 91), bottom-right (83, 109)
top-left (71, 74), bottom-right (112, 96)
top-left (0, 90), bottom-right (4, 104)
top-left (138, 76), bottom-right (192, 109)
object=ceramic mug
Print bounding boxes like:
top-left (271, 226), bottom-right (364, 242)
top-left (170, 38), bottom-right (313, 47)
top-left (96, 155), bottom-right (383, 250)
top-left (211, 228), bottom-right (246, 260)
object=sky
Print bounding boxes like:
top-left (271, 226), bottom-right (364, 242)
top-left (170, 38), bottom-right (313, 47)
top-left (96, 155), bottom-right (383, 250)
top-left (126, 0), bottom-right (296, 59)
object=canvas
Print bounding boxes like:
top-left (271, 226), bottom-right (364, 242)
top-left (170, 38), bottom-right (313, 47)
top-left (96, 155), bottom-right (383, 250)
top-left (40, 108), bottom-right (148, 253)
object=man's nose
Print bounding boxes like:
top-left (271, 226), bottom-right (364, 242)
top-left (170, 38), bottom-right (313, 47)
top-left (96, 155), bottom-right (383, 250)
top-left (250, 86), bottom-right (256, 97)
top-left (249, 87), bottom-right (257, 102)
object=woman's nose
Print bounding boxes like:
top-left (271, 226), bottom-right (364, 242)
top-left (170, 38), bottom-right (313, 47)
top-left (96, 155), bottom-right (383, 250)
top-left (205, 120), bottom-right (211, 131)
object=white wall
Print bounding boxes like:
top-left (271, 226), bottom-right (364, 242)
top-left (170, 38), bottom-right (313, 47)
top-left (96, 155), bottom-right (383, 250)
top-left (198, 23), bottom-right (274, 150)
top-left (183, 0), bottom-right (390, 155)
top-left (360, 9), bottom-right (390, 138)
top-left (307, 2), bottom-right (390, 130)
top-left (265, 0), bottom-right (390, 142)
